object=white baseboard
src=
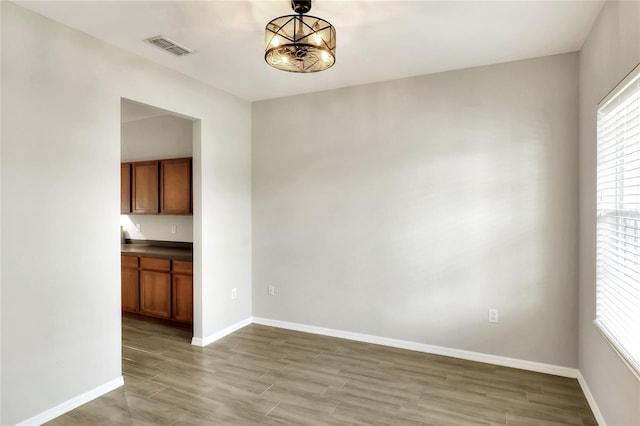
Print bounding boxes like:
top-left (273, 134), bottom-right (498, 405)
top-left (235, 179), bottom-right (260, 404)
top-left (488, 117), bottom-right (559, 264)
top-left (577, 372), bottom-right (607, 426)
top-left (252, 317), bottom-right (579, 379)
top-left (18, 376), bottom-right (124, 426)
top-left (191, 317), bottom-right (252, 347)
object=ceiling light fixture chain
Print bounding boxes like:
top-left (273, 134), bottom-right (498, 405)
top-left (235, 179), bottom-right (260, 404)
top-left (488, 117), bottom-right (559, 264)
top-left (265, 0), bottom-right (336, 73)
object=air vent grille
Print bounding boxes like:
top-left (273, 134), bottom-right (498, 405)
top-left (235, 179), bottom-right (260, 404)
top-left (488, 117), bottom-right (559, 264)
top-left (146, 36), bottom-right (194, 56)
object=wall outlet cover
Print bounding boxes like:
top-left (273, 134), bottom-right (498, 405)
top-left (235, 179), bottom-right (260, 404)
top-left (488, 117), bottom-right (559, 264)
top-left (488, 308), bottom-right (499, 323)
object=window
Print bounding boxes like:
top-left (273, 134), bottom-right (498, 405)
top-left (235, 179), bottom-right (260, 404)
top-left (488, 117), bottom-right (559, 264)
top-left (596, 63), bottom-right (640, 379)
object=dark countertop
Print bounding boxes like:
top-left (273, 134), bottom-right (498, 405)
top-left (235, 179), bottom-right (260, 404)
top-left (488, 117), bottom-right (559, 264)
top-left (121, 240), bottom-right (193, 262)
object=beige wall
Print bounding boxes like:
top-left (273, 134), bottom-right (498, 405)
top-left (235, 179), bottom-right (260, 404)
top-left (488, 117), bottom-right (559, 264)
top-left (0, 2), bottom-right (252, 424)
top-left (252, 53), bottom-right (579, 368)
top-left (578, 1), bottom-right (640, 424)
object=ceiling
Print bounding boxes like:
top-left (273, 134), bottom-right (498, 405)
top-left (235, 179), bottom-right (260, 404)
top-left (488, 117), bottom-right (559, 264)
top-left (16, 1), bottom-right (604, 102)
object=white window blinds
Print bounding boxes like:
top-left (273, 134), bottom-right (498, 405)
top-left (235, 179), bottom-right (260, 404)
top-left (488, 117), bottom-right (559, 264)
top-left (596, 63), bottom-right (640, 379)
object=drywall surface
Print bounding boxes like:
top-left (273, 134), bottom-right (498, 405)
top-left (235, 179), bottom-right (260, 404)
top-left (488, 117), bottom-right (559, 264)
top-left (578, 1), bottom-right (640, 424)
top-left (121, 114), bottom-right (194, 243)
top-left (253, 53), bottom-right (579, 368)
top-left (0, 2), bottom-right (251, 424)
top-left (121, 114), bottom-right (192, 162)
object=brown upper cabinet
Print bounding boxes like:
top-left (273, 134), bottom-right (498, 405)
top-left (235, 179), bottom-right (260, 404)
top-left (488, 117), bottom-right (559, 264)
top-left (132, 161), bottom-right (159, 214)
top-left (121, 163), bottom-right (131, 214)
top-left (160, 158), bottom-right (192, 215)
top-left (122, 157), bottom-right (192, 216)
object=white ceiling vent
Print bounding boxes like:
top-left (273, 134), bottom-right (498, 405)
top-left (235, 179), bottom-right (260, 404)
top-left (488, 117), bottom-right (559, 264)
top-left (145, 36), bottom-right (194, 56)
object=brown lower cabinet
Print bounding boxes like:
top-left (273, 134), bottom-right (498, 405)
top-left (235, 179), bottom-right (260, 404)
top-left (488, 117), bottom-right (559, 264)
top-left (121, 255), bottom-right (193, 326)
top-left (140, 270), bottom-right (172, 319)
top-left (121, 256), bottom-right (139, 313)
top-left (172, 274), bottom-right (193, 323)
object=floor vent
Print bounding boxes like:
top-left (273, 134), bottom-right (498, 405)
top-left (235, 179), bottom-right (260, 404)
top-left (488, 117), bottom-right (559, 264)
top-left (145, 36), bottom-right (194, 56)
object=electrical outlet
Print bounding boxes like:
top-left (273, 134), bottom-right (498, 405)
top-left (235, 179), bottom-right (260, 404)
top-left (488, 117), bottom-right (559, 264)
top-left (268, 285), bottom-right (275, 296)
top-left (171, 224), bottom-right (177, 234)
top-left (231, 288), bottom-right (237, 299)
top-left (488, 308), bottom-right (499, 323)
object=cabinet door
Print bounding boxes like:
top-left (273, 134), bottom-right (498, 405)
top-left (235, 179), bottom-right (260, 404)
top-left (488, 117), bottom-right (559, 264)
top-left (132, 161), bottom-right (159, 214)
top-left (121, 264), bottom-right (139, 313)
top-left (140, 270), bottom-right (171, 318)
top-left (160, 158), bottom-right (191, 215)
top-left (121, 163), bottom-right (131, 214)
top-left (172, 274), bottom-right (193, 324)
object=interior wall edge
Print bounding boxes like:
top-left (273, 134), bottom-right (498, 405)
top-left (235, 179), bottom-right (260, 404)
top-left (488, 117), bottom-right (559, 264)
top-left (191, 316), bottom-right (252, 347)
top-left (577, 0), bottom-right (640, 424)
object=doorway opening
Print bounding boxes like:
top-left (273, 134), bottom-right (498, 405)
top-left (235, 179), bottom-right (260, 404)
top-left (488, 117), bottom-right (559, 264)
top-left (119, 98), bottom-right (200, 340)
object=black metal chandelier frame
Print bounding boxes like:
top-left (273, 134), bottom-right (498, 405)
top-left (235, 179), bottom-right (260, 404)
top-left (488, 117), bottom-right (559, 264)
top-left (264, 0), bottom-right (336, 73)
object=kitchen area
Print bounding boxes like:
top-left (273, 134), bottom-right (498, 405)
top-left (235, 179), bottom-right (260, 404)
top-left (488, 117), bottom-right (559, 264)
top-left (120, 100), bottom-right (194, 331)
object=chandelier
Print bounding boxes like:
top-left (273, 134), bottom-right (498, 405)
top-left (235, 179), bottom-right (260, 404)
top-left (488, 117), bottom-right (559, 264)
top-left (265, 0), bottom-right (336, 73)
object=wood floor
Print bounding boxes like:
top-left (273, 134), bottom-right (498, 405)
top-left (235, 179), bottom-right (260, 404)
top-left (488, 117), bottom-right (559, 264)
top-left (47, 317), bottom-right (597, 426)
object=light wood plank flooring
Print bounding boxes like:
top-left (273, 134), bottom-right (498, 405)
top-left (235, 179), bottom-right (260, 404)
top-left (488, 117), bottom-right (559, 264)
top-left (47, 317), bottom-right (597, 425)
